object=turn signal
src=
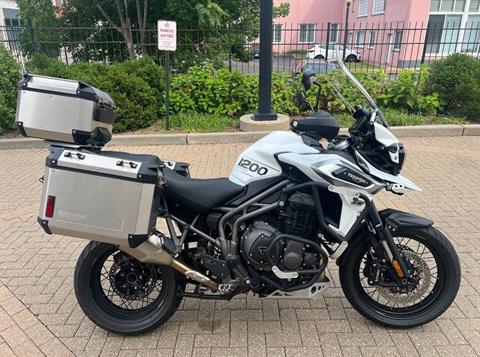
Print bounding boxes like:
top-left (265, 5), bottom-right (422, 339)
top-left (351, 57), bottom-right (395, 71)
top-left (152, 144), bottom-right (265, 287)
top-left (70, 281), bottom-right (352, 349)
top-left (45, 195), bottom-right (56, 218)
top-left (392, 260), bottom-right (404, 278)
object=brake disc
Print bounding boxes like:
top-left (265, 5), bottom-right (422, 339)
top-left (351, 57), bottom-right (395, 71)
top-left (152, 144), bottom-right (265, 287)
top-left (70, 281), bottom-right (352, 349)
top-left (377, 249), bottom-right (432, 305)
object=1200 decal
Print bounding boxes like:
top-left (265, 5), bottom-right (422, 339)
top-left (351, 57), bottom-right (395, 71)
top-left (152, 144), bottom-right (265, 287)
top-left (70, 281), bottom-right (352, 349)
top-left (238, 158), bottom-right (269, 175)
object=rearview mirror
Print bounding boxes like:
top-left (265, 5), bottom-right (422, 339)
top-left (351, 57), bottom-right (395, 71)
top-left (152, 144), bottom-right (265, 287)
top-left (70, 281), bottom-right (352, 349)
top-left (301, 69), bottom-right (316, 91)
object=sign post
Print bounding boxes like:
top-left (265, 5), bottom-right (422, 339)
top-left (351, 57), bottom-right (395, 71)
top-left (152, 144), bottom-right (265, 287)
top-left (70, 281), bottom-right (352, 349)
top-left (158, 20), bottom-right (177, 130)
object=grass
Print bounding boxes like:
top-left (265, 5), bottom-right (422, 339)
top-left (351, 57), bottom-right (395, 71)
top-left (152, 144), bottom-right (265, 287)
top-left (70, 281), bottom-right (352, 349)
top-left (334, 109), bottom-right (468, 128)
top-left (171, 113), bottom-right (237, 133)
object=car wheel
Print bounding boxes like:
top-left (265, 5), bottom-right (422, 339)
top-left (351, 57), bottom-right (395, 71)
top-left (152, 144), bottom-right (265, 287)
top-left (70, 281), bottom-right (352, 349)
top-left (345, 54), bottom-right (358, 62)
top-left (314, 55), bottom-right (325, 60)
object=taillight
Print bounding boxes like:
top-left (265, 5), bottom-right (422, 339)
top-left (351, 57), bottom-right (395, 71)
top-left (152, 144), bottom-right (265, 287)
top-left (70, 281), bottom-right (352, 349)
top-left (45, 195), bottom-right (56, 218)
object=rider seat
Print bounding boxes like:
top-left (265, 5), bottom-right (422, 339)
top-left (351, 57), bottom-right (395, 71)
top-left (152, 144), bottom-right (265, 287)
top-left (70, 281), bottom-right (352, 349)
top-left (163, 169), bottom-right (243, 213)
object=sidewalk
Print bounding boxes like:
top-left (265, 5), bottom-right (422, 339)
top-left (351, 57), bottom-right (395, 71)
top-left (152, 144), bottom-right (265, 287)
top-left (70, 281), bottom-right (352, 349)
top-left (0, 137), bottom-right (479, 356)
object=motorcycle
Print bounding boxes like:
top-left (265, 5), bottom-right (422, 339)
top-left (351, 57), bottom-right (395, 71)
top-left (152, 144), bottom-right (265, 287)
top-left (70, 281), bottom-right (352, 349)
top-left (37, 54), bottom-right (460, 335)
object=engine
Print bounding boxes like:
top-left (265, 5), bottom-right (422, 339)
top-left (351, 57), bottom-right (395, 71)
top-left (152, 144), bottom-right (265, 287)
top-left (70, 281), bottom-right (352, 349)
top-left (240, 192), bottom-right (327, 293)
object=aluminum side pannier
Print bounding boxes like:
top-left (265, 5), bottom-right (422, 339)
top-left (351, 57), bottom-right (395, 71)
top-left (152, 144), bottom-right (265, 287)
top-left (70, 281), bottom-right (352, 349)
top-left (16, 75), bottom-right (116, 146)
top-left (38, 147), bottom-right (163, 248)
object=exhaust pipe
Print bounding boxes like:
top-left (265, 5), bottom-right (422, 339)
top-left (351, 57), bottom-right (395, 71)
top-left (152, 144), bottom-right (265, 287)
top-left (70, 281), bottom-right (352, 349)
top-left (120, 234), bottom-right (219, 291)
top-left (169, 259), bottom-right (219, 290)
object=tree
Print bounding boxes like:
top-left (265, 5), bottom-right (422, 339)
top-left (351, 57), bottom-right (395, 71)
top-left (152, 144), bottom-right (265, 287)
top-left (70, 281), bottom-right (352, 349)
top-left (17, 0), bottom-right (59, 56)
top-left (20, 0), bottom-right (289, 63)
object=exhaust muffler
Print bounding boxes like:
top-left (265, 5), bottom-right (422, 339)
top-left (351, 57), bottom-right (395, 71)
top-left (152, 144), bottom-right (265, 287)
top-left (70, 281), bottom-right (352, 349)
top-left (120, 234), bottom-right (219, 291)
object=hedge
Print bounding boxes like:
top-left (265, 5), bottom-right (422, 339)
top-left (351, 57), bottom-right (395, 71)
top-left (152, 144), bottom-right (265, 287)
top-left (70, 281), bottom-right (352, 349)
top-left (0, 47), bottom-right (21, 134)
top-left (1, 53), bottom-right (476, 135)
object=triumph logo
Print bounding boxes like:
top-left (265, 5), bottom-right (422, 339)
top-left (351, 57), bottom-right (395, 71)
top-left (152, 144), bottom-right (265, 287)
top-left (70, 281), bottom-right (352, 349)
top-left (258, 247), bottom-right (267, 255)
top-left (57, 210), bottom-right (86, 222)
top-left (346, 171), bottom-right (369, 185)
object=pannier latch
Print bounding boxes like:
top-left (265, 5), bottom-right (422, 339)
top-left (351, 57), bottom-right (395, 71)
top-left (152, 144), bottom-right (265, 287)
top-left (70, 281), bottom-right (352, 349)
top-left (116, 160), bottom-right (138, 169)
top-left (64, 152), bottom-right (85, 160)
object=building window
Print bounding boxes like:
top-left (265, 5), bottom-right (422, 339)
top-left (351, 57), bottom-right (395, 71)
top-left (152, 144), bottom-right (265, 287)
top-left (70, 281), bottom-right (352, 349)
top-left (369, 31), bottom-right (376, 48)
top-left (299, 23), bottom-right (315, 43)
top-left (355, 31), bottom-right (366, 47)
top-left (462, 15), bottom-right (480, 52)
top-left (358, 0), bottom-right (368, 17)
top-left (470, 0), bottom-right (480, 11)
top-left (393, 30), bottom-right (403, 50)
top-left (372, 0), bottom-right (385, 14)
top-left (430, 0), bottom-right (466, 12)
top-left (273, 24), bottom-right (282, 43)
top-left (330, 23), bottom-right (339, 42)
top-left (2, 8), bottom-right (22, 51)
top-left (425, 14), bottom-right (462, 54)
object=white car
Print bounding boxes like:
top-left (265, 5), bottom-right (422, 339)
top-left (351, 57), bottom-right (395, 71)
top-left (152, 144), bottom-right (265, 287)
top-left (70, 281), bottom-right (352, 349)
top-left (306, 44), bottom-right (361, 62)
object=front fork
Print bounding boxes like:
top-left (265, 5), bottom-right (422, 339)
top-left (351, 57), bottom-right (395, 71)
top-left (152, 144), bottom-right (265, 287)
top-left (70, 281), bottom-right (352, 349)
top-left (367, 202), bottom-right (410, 282)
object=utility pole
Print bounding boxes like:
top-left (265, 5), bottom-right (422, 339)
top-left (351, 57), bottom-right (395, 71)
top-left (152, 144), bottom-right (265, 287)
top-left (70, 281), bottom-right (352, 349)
top-left (254, 0), bottom-right (277, 121)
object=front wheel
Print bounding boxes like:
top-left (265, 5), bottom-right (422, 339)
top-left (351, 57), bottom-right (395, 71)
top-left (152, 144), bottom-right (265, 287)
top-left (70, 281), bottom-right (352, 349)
top-left (339, 226), bottom-right (460, 328)
top-left (74, 241), bottom-right (185, 335)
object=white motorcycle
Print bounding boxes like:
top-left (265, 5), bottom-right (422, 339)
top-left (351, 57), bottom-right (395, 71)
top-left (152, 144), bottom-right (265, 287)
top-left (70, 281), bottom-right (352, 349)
top-left (31, 54), bottom-right (460, 335)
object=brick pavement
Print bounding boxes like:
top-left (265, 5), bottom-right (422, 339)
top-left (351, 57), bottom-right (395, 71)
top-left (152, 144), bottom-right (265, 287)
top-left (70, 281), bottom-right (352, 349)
top-left (0, 136), bottom-right (479, 357)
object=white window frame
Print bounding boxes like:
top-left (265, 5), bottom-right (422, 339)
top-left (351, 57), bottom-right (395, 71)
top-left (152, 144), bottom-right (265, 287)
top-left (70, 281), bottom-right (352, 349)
top-left (330, 23), bottom-right (339, 43)
top-left (355, 31), bottom-right (366, 48)
top-left (298, 23), bottom-right (316, 44)
top-left (372, 0), bottom-right (386, 15)
top-left (430, 0), bottom-right (467, 12)
top-left (368, 31), bottom-right (376, 48)
top-left (393, 30), bottom-right (403, 51)
top-left (273, 24), bottom-right (282, 44)
top-left (358, 0), bottom-right (369, 17)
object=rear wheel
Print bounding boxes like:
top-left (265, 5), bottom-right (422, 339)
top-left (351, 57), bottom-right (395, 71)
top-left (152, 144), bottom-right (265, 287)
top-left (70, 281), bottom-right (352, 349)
top-left (314, 54), bottom-right (325, 60)
top-left (339, 226), bottom-right (460, 328)
top-left (74, 241), bottom-right (185, 335)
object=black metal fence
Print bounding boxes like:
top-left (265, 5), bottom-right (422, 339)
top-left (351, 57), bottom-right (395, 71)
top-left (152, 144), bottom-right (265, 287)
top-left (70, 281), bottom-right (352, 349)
top-left (1, 22), bottom-right (479, 76)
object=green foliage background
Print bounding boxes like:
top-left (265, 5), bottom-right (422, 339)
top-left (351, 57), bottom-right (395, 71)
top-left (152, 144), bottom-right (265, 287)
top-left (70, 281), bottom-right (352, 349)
top-left (425, 54), bottom-right (480, 121)
top-left (0, 47), bottom-right (21, 134)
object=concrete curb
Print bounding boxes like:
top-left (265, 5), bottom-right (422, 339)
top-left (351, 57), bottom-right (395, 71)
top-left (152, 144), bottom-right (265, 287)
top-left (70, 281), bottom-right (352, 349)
top-left (1, 124), bottom-right (479, 150)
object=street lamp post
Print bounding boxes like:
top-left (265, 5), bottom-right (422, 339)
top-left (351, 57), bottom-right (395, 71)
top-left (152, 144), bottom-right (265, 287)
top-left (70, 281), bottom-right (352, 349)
top-left (254, 0), bottom-right (277, 121)
top-left (343, 0), bottom-right (352, 61)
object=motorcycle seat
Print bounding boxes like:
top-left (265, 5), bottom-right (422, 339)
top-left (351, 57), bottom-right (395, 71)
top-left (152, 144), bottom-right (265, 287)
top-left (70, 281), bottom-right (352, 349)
top-left (163, 169), bottom-right (243, 212)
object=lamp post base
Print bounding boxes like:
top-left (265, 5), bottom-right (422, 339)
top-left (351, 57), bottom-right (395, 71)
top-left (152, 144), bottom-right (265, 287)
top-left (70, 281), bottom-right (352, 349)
top-left (240, 113), bottom-right (290, 132)
top-left (253, 110), bottom-right (278, 121)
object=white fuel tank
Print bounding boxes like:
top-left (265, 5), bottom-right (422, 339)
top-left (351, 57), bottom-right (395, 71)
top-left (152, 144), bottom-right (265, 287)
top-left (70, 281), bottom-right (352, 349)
top-left (229, 131), bottom-right (318, 186)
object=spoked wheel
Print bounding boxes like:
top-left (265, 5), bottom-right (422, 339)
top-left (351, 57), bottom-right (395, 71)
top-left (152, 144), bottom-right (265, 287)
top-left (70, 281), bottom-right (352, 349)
top-left (340, 226), bottom-right (460, 328)
top-left (74, 241), bottom-right (185, 335)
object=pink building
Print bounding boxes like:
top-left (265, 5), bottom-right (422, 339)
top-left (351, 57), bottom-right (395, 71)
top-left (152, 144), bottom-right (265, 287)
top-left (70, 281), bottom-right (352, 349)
top-left (273, 0), bottom-right (480, 67)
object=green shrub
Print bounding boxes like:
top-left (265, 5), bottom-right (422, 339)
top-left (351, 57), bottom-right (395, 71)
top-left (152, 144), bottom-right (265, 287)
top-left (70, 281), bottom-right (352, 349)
top-left (170, 65), bottom-right (298, 117)
top-left (0, 46), bottom-right (21, 134)
top-left (425, 54), bottom-right (480, 121)
top-left (335, 108), bottom-right (466, 127)
top-left (29, 56), bottom-right (163, 132)
top-left (308, 70), bottom-right (386, 113)
top-left (379, 65), bottom-right (441, 115)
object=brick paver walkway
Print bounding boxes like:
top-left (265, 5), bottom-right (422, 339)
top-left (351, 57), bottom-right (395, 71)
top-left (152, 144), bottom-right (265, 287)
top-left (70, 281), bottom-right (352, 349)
top-left (0, 136), bottom-right (479, 357)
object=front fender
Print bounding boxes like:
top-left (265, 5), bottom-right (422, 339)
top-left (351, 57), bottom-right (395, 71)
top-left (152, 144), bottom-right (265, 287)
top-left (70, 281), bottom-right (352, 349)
top-left (336, 209), bottom-right (433, 267)
top-left (379, 209), bottom-right (433, 229)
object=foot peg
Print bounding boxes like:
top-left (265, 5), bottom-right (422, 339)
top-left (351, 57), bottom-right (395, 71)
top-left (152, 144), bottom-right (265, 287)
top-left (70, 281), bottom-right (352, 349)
top-left (330, 241), bottom-right (348, 259)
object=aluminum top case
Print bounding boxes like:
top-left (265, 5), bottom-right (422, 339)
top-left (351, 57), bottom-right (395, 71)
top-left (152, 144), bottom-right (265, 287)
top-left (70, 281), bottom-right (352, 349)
top-left (38, 147), bottom-right (164, 249)
top-left (16, 74), bottom-right (116, 146)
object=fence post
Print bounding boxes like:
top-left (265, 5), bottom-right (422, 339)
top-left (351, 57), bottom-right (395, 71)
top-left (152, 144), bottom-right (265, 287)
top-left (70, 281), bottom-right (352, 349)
top-left (27, 18), bottom-right (38, 53)
top-left (228, 23), bottom-right (232, 72)
top-left (326, 22), bottom-right (331, 62)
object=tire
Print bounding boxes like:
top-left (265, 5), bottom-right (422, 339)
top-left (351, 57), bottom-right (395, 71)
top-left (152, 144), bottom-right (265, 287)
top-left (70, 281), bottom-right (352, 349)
top-left (345, 54), bottom-right (358, 62)
top-left (339, 226), bottom-right (460, 329)
top-left (314, 55), bottom-right (325, 60)
top-left (74, 241), bottom-right (185, 335)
